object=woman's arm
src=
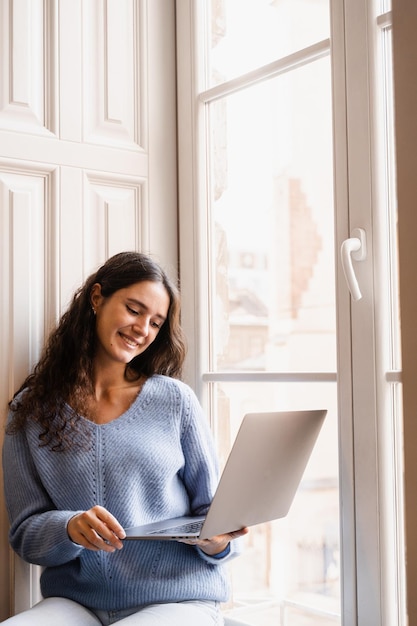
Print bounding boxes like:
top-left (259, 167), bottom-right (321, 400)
top-left (179, 385), bottom-right (248, 562)
top-left (2, 424), bottom-right (84, 566)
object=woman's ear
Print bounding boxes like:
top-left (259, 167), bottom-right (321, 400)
top-left (90, 283), bottom-right (103, 313)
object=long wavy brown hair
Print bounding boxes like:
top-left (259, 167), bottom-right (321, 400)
top-left (7, 252), bottom-right (187, 450)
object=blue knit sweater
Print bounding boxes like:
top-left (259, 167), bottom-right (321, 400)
top-left (2, 375), bottom-right (239, 611)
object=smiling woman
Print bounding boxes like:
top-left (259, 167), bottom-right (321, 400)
top-left (6, 252), bottom-right (187, 448)
top-left (2, 251), bottom-right (248, 625)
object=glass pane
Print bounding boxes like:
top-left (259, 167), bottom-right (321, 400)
top-left (212, 382), bottom-right (340, 625)
top-left (208, 57), bottom-right (336, 373)
top-left (379, 0), bottom-right (391, 13)
top-left (208, 0), bottom-right (330, 87)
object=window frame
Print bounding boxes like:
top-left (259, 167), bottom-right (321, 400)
top-left (176, 1), bottom-right (405, 623)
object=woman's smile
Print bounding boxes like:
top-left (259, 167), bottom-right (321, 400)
top-left (118, 331), bottom-right (141, 349)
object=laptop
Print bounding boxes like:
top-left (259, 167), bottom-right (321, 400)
top-left (124, 409), bottom-right (327, 541)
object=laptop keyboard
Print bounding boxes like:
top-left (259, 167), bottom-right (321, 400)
top-left (147, 520), bottom-right (204, 536)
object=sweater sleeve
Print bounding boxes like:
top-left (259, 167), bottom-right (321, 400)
top-left (2, 420), bottom-right (84, 567)
top-left (178, 385), bottom-right (220, 516)
top-left (196, 536), bottom-right (243, 565)
top-left (178, 384), bottom-right (243, 564)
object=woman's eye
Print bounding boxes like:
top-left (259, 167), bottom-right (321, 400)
top-left (127, 305), bottom-right (139, 315)
top-left (151, 321), bottom-right (161, 329)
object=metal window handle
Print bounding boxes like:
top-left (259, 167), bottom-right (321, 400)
top-left (341, 228), bottom-right (367, 301)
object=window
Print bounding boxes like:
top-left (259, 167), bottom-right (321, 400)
top-left (176, 0), bottom-right (404, 623)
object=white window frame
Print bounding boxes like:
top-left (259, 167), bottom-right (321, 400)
top-left (176, 1), bottom-right (405, 623)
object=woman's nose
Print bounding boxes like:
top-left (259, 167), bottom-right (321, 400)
top-left (132, 317), bottom-right (149, 337)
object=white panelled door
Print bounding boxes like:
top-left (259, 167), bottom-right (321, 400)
top-left (0, 0), bottom-right (177, 619)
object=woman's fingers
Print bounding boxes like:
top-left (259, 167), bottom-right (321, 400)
top-left (178, 526), bottom-right (249, 556)
top-left (67, 505), bottom-right (126, 552)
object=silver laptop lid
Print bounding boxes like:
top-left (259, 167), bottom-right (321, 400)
top-left (199, 409), bottom-right (327, 539)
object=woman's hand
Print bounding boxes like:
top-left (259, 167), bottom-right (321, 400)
top-left (178, 526), bottom-right (249, 556)
top-left (67, 505), bottom-right (126, 552)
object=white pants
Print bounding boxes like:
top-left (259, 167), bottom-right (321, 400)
top-left (1, 597), bottom-right (224, 625)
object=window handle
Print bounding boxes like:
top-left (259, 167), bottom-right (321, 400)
top-left (341, 228), bottom-right (367, 301)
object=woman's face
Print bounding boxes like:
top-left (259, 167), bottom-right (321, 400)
top-left (90, 280), bottom-right (170, 366)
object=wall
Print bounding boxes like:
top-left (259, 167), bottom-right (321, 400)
top-left (392, 1), bottom-right (417, 624)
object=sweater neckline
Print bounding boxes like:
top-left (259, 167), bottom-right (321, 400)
top-left (77, 375), bottom-right (155, 428)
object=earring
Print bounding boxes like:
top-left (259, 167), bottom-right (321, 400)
top-left (92, 307), bottom-right (96, 315)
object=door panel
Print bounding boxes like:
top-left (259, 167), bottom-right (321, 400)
top-left (0, 0), bottom-right (52, 135)
top-left (0, 165), bottom-right (50, 614)
top-left (83, 172), bottom-right (145, 269)
top-left (82, 0), bottom-right (142, 148)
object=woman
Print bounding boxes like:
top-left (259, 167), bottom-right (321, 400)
top-left (2, 252), bottom-right (247, 625)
